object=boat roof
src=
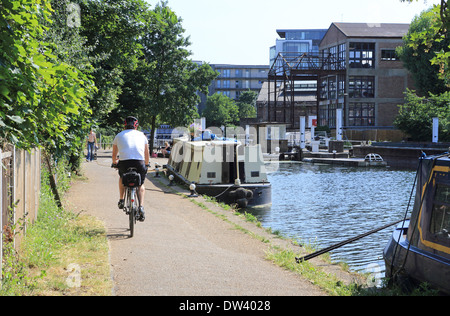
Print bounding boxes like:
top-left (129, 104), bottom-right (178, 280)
top-left (174, 137), bottom-right (241, 147)
top-left (424, 153), bottom-right (450, 166)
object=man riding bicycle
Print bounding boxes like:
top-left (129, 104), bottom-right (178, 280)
top-left (112, 116), bottom-right (150, 222)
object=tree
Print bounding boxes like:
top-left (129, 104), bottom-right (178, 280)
top-left (78, 0), bottom-right (150, 123)
top-left (397, 6), bottom-right (449, 95)
top-left (202, 94), bottom-right (239, 128)
top-left (394, 89), bottom-right (450, 141)
top-left (401, 0), bottom-right (450, 86)
top-left (0, 0), bottom-right (95, 158)
top-left (116, 1), bottom-right (217, 151)
top-left (236, 90), bottom-right (257, 119)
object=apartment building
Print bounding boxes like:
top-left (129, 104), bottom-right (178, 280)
top-left (195, 64), bottom-right (269, 114)
top-left (210, 64), bottom-right (269, 99)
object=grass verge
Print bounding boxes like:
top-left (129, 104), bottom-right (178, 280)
top-left (1, 161), bottom-right (112, 296)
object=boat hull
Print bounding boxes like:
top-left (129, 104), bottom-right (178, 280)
top-left (166, 164), bottom-right (271, 207)
top-left (383, 220), bottom-right (450, 294)
top-left (195, 183), bottom-right (272, 207)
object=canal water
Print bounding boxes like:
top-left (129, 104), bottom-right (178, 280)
top-left (247, 162), bottom-right (416, 284)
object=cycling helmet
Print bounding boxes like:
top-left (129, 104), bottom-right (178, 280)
top-left (124, 116), bottom-right (139, 129)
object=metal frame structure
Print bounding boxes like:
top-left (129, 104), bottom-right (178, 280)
top-left (267, 52), bottom-right (346, 128)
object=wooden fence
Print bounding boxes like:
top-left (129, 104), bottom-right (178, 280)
top-left (1, 145), bottom-right (41, 281)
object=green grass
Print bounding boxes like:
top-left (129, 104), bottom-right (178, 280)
top-left (1, 161), bottom-right (112, 296)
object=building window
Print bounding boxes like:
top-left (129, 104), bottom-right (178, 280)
top-left (349, 42), bottom-right (375, 68)
top-left (328, 103), bottom-right (337, 128)
top-left (319, 77), bottom-right (327, 100)
top-left (319, 105), bottom-right (328, 126)
top-left (216, 80), bottom-right (221, 88)
top-left (348, 102), bottom-right (375, 126)
top-left (223, 80), bottom-right (230, 88)
top-left (381, 49), bottom-right (399, 61)
top-left (235, 69), bottom-right (242, 77)
top-left (221, 69), bottom-right (231, 78)
top-left (349, 76), bottom-right (375, 98)
top-left (338, 75), bottom-right (345, 98)
top-left (338, 43), bottom-right (346, 69)
top-left (328, 76), bottom-right (337, 99)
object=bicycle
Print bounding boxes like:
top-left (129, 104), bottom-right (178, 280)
top-left (112, 164), bottom-right (148, 237)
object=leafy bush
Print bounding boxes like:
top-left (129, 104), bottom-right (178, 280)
top-left (395, 90), bottom-right (450, 142)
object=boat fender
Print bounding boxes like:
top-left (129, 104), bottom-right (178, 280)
top-left (229, 188), bottom-right (253, 208)
top-left (236, 198), bottom-right (248, 208)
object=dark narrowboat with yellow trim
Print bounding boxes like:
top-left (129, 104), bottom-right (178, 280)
top-left (384, 152), bottom-right (450, 294)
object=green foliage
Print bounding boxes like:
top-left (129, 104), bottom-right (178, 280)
top-left (237, 90), bottom-right (257, 119)
top-left (1, 0), bottom-right (218, 164)
top-left (397, 6), bottom-right (449, 95)
top-left (78, 0), bottom-right (150, 121)
top-left (0, 0), bottom-right (95, 167)
top-left (115, 1), bottom-right (217, 150)
top-left (202, 93), bottom-right (239, 127)
top-left (394, 89), bottom-right (450, 141)
top-left (400, 0), bottom-right (450, 87)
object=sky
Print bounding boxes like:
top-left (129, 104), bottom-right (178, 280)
top-left (144, 0), bottom-right (441, 65)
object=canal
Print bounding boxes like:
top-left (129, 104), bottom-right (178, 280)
top-left (247, 162), bottom-right (417, 283)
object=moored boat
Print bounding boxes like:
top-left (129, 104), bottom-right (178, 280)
top-left (383, 152), bottom-right (450, 294)
top-left (166, 136), bottom-right (271, 208)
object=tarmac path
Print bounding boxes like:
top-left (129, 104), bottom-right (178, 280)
top-left (65, 149), bottom-right (327, 296)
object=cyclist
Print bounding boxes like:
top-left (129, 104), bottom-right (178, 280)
top-left (112, 116), bottom-right (150, 221)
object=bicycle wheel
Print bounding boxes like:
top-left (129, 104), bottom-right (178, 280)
top-left (128, 188), bottom-right (137, 237)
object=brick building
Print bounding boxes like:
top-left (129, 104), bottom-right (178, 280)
top-left (319, 23), bottom-right (414, 140)
top-left (257, 23), bottom-right (415, 141)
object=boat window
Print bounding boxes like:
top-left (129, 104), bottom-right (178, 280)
top-left (207, 172), bottom-right (216, 178)
top-left (430, 184), bottom-right (450, 243)
top-left (251, 171), bottom-right (260, 178)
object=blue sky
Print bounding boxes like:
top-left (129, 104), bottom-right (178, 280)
top-left (145, 0), bottom-right (440, 65)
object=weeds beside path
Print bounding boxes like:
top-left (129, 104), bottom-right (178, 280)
top-left (0, 161), bottom-right (112, 296)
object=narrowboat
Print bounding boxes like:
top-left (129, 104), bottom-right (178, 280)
top-left (383, 152), bottom-right (450, 294)
top-left (166, 136), bottom-right (271, 208)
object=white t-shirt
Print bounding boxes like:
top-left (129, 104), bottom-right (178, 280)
top-left (113, 129), bottom-right (148, 161)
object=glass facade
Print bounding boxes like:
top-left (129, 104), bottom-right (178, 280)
top-left (283, 30), bottom-right (327, 53)
top-left (271, 29), bottom-right (327, 66)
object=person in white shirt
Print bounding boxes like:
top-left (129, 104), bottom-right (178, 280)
top-left (112, 116), bottom-right (150, 221)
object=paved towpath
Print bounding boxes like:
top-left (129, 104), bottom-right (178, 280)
top-left (65, 149), bottom-right (329, 296)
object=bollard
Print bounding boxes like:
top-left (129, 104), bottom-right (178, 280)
top-left (188, 182), bottom-right (198, 198)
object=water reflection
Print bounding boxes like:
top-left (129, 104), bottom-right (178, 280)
top-left (247, 162), bottom-right (416, 276)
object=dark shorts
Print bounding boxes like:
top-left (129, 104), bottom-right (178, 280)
top-left (118, 160), bottom-right (147, 185)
